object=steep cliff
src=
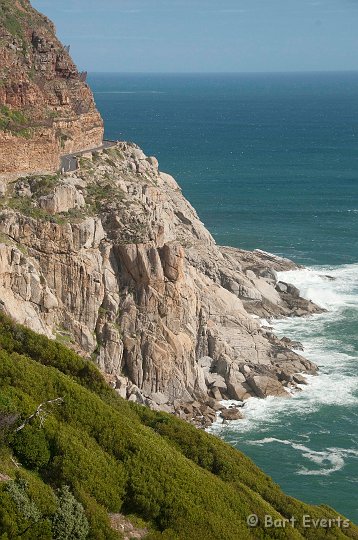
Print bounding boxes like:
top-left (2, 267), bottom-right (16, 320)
top-left (0, 0), bottom-right (324, 426)
top-left (0, 0), bottom-right (103, 175)
top-left (0, 144), bottom-right (322, 426)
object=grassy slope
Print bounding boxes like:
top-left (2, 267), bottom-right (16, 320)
top-left (0, 312), bottom-right (356, 540)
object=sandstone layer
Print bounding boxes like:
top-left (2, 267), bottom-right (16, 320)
top-left (0, 0), bottom-right (103, 176)
top-left (0, 145), bottom-right (323, 426)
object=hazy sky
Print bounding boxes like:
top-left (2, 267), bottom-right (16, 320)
top-left (31, 0), bottom-right (358, 73)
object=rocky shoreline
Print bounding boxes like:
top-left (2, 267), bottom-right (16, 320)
top-left (0, 142), bottom-right (324, 428)
top-left (0, 3), bottom-right (326, 428)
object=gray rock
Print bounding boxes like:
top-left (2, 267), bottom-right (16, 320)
top-left (205, 372), bottom-right (227, 390)
top-left (276, 282), bottom-right (288, 293)
top-left (210, 387), bottom-right (223, 401)
top-left (245, 269), bottom-right (256, 280)
top-left (198, 356), bottom-right (214, 370)
top-left (247, 375), bottom-right (290, 399)
top-left (293, 374), bottom-right (308, 385)
top-left (287, 284), bottom-right (300, 297)
top-left (260, 268), bottom-right (278, 283)
top-left (220, 408), bottom-right (242, 421)
top-left (150, 392), bottom-right (169, 405)
top-left (227, 381), bottom-right (254, 401)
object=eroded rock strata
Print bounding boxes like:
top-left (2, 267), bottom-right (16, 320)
top-left (0, 145), bottom-right (323, 426)
top-left (0, 0), bottom-right (103, 176)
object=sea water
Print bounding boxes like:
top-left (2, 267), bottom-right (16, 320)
top-left (89, 72), bottom-right (358, 521)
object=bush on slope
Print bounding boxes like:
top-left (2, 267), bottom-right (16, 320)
top-left (0, 313), bottom-right (356, 540)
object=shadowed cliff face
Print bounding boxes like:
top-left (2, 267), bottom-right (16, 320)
top-left (0, 0), bottom-right (103, 175)
top-left (0, 144), bottom-right (323, 426)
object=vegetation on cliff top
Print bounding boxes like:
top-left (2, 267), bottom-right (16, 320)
top-left (0, 106), bottom-right (32, 138)
top-left (0, 1), bottom-right (26, 41)
top-left (0, 312), bottom-right (357, 539)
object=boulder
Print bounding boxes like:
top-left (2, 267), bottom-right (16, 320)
top-left (293, 374), bottom-right (308, 385)
top-left (245, 270), bottom-right (256, 280)
top-left (205, 372), bottom-right (227, 390)
top-left (39, 184), bottom-right (85, 214)
top-left (247, 375), bottom-right (290, 399)
top-left (276, 282), bottom-right (288, 293)
top-left (220, 408), bottom-right (243, 421)
top-left (240, 364), bottom-right (252, 376)
top-left (150, 392), bottom-right (169, 405)
top-left (287, 284), bottom-right (300, 297)
top-left (227, 381), bottom-right (254, 401)
top-left (277, 370), bottom-right (293, 383)
top-left (210, 387), bottom-right (223, 401)
top-left (198, 356), bottom-right (214, 370)
top-left (259, 268), bottom-right (278, 283)
top-left (206, 398), bottom-right (223, 411)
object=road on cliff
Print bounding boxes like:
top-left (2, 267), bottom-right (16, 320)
top-left (60, 140), bottom-right (117, 173)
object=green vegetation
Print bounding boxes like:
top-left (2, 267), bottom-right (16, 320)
top-left (85, 182), bottom-right (126, 213)
top-left (0, 174), bottom-right (89, 225)
top-left (0, 2), bottom-right (24, 41)
top-left (0, 311), bottom-right (357, 539)
top-left (27, 175), bottom-right (60, 197)
top-left (0, 106), bottom-right (32, 138)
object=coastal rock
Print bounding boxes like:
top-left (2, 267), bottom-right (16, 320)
top-left (293, 374), bottom-right (308, 385)
top-left (247, 375), bottom-right (291, 399)
top-left (39, 184), bottom-right (85, 214)
top-left (227, 381), bottom-right (255, 401)
top-left (220, 408), bottom-right (243, 421)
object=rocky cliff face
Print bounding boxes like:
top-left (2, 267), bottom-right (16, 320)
top-left (0, 0), bottom-right (103, 176)
top-left (0, 0), bottom-right (323, 426)
top-left (0, 144), bottom-right (322, 426)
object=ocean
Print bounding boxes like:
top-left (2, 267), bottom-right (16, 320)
top-left (89, 72), bottom-right (358, 521)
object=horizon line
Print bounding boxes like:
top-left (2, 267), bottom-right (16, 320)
top-left (87, 69), bottom-right (358, 75)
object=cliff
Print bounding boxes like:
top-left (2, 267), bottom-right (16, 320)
top-left (0, 0), bottom-right (324, 426)
top-left (0, 144), bottom-right (322, 426)
top-left (0, 0), bottom-right (103, 176)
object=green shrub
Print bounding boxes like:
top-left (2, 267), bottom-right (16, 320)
top-left (11, 425), bottom-right (51, 471)
top-left (52, 486), bottom-right (89, 540)
top-left (0, 478), bottom-right (53, 539)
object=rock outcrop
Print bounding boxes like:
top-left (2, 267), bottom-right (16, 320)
top-left (0, 0), bottom-right (103, 176)
top-left (0, 144), bottom-right (323, 426)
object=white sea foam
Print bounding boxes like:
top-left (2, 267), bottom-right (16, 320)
top-left (277, 263), bottom-right (358, 311)
top-left (248, 438), bottom-right (358, 476)
top-left (209, 262), bottom-right (358, 452)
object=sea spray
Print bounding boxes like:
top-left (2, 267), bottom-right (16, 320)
top-left (210, 263), bottom-right (358, 520)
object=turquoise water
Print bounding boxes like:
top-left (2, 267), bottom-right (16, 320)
top-left (89, 73), bottom-right (358, 521)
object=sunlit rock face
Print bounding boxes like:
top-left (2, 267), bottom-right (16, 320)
top-left (0, 0), bottom-right (103, 176)
top-left (0, 143), bottom-right (322, 426)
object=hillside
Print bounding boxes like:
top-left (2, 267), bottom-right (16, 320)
top-left (0, 312), bottom-right (357, 540)
top-left (0, 0), bottom-right (103, 175)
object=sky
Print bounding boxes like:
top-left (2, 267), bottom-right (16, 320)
top-left (31, 0), bottom-right (358, 73)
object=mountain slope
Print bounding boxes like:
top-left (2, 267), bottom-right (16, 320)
top-left (0, 0), bottom-right (103, 175)
top-left (0, 312), bottom-right (357, 539)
